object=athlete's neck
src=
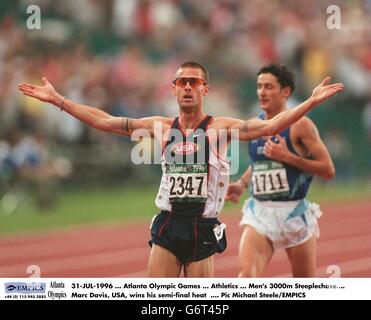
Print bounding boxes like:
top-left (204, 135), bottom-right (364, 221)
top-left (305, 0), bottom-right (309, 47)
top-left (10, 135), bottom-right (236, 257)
top-left (264, 105), bottom-right (287, 120)
top-left (179, 110), bottom-right (207, 130)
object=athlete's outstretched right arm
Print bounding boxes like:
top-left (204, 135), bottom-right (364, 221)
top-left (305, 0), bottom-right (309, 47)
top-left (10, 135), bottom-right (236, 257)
top-left (18, 77), bottom-right (166, 136)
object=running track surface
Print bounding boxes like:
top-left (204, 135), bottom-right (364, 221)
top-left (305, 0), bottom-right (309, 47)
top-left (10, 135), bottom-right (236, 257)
top-left (0, 201), bottom-right (370, 278)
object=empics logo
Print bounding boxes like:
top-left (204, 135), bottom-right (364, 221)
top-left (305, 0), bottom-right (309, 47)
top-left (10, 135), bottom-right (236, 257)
top-left (172, 142), bottom-right (200, 155)
top-left (6, 284), bottom-right (17, 292)
top-left (5, 282), bottom-right (46, 294)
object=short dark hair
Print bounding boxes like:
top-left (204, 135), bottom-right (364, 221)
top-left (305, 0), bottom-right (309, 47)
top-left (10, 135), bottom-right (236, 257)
top-left (257, 63), bottom-right (295, 94)
top-left (179, 61), bottom-right (209, 83)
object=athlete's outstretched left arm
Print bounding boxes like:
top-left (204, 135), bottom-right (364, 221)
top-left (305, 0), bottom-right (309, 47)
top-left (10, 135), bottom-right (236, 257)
top-left (219, 77), bottom-right (344, 141)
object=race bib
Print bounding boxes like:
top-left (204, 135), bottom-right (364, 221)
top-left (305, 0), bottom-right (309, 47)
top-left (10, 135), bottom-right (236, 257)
top-left (251, 160), bottom-right (290, 198)
top-left (166, 163), bottom-right (208, 203)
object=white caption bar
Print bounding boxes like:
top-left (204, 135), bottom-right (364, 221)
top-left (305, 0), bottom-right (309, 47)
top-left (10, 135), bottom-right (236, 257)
top-left (1, 278), bottom-right (370, 300)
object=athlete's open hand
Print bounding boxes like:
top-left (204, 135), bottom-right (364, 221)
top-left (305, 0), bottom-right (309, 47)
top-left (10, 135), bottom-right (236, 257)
top-left (18, 77), bottom-right (62, 106)
top-left (310, 77), bottom-right (344, 106)
top-left (225, 181), bottom-right (245, 203)
top-left (263, 135), bottom-right (290, 162)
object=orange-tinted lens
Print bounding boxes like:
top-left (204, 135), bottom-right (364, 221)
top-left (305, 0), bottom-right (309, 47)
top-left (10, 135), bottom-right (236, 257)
top-left (173, 77), bottom-right (206, 87)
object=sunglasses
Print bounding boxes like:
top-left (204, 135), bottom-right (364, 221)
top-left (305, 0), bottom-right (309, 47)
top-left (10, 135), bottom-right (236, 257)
top-left (172, 77), bottom-right (208, 88)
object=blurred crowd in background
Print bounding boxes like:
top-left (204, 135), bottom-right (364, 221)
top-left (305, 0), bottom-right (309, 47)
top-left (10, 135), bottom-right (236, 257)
top-left (0, 0), bottom-right (370, 210)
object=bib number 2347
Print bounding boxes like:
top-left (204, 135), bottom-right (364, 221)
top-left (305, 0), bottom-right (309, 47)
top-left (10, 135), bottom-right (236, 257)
top-left (166, 163), bottom-right (208, 202)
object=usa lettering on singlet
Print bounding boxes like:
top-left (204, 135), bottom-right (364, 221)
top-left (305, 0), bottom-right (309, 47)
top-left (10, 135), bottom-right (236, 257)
top-left (155, 115), bottom-right (230, 218)
top-left (248, 113), bottom-right (313, 201)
